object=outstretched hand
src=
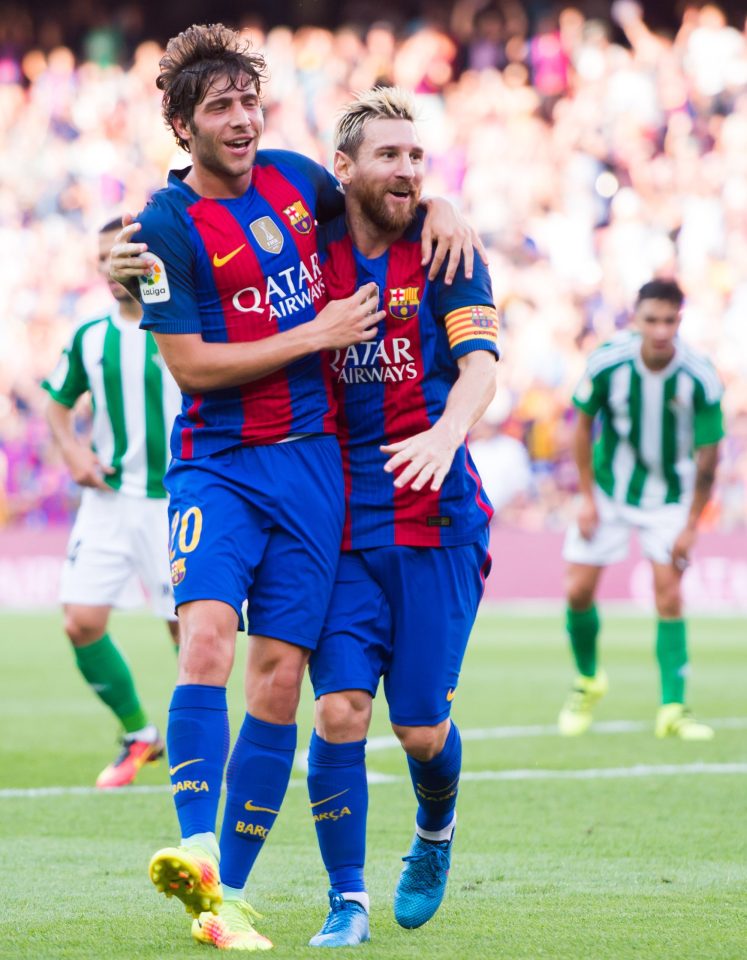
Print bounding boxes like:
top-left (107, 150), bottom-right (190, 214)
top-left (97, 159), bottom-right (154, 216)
top-left (381, 423), bottom-right (459, 493)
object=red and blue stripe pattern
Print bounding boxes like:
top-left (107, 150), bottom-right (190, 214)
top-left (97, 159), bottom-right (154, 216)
top-left (320, 212), bottom-right (496, 549)
top-left (138, 152), bottom-right (341, 458)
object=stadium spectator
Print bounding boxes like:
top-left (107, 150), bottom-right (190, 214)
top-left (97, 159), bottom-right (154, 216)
top-left (305, 87), bottom-right (497, 947)
top-left (557, 279), bottom-right (724, 741)
top-left (42, 219), bottom-right (181, 789)
top-left (108, 22), bottom-right (476, 951)
top-left (1, 2), bottom-right (746, 533)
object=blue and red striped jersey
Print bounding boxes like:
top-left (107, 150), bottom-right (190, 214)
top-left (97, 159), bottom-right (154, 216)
top-left (319, 209), bottom-right (499, 550)
top-left (136, 150), bottom-right (344, 458)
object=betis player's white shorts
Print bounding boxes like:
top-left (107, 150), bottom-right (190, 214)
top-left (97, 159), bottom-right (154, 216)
top-left (563, 486), bottom-right (689, 567)
top-left (60, 488), bottom-right (175, 619)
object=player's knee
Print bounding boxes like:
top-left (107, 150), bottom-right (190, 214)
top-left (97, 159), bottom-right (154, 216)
top-left (315, 691), bottom-right (371, 742)
top-left (393, 721), bottom-right (449, 762)
top-left (566, 579), bottom-right (595, 611)
top-left (178, 625), bottom-right (234, 684)
top-left (246, 648), bottom-right (307, 722)
top-left (656, 593), bottom-right (682, 619)
top-left (63, 609), bottom-right (107, 647)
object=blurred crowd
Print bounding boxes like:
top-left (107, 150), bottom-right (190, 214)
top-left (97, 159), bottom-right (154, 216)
top-left (1, 1), bottom-right (746, 530)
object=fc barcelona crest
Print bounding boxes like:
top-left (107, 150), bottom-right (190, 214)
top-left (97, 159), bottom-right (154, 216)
top-left (388, 286), bottom-right (420, 320)
top-left (171, 558), bottom-right (187, 586)
top-left (283, 200), bottom-right (313, 235)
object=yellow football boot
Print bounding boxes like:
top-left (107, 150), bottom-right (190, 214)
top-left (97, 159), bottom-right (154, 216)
top-left (558, 670), bottom-right (609, 736)
top-left (191, 899), bottom-right (273, 951)
top-left (655, 703), bottom-right (714, 741)
top-left (149, 845), bottom-right (222, 918)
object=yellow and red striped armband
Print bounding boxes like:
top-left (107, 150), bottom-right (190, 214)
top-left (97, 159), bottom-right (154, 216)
top-left (444, 304), bottom-right (499, 352)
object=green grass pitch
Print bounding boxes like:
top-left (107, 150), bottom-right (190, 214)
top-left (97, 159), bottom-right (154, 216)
top-left (1, 608), bottom-right (745, 959)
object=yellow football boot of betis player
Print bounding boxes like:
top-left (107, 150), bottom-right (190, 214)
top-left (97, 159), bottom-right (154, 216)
top-left (192, 899), bottom-right (273, 951)
top-left (149, 845), bottom-right (222, 918)
top-left (655, 703), bottom-right (714, 741)
top-left (557, 670), bottom-right (609, 736)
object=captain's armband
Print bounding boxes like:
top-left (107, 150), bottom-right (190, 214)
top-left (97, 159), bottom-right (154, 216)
top-left (445, 304), bottom-right (499, 354)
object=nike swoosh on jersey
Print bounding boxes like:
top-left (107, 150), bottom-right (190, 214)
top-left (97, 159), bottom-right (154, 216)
top-left (169, 758), bottom-right (205, 775)
top-left (244, 799), bottom-right (281, 815)
top-left (309, 788), bottom-right (350, 809)
top-left (446, 688), bottom-right (456, 701)
top-left (212, 244), bottom-right (246, 267)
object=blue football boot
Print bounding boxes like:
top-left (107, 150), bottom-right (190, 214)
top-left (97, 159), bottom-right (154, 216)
top-left (393, 832), bottom-right (453, 929)
top-left (309, 891), bottom-right (370, 947)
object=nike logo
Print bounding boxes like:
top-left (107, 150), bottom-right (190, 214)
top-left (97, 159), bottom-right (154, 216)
top-left (309, 789), bottom-right (350, 809)
top-left (169, 758), bottom-right (205, 775)
top-left (212, 244), bottom-right (246, 267)
top-left (244, 800), bottom-right (280, 815)
top-left (446, 688), bottom-right (456, 702)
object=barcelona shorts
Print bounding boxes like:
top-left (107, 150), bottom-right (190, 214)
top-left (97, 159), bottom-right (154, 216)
top-left (309, 531), bottom-right (491, 726)
top-left (165, 436), bottom-right (344, 649)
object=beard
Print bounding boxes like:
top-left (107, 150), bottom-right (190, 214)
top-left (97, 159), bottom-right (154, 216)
top-left (190, 126), bottom-right (258, 180)
top-left (356, 179), bottom-right (420, 233)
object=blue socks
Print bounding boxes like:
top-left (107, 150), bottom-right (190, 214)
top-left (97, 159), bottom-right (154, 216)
top-left (407, 721), bottom-right (461, 835)
top-left (219, 714), bottom-right (297, 891)
top-left (307, 731), bottom-right (368, 895)
top-left (167, 684), bottom-right (229, 839)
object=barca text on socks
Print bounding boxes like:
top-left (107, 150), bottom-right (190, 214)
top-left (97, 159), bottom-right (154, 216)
top-left (219, 713), bottom-right (297, 890)
top-left (168, 684), bottom-right (229, 838)
top-left (307, 731), bottom-right (368, 894)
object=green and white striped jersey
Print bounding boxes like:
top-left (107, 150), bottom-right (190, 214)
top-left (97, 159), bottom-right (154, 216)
top-left (573, 331), bottom-right (724, 508)
top-left (43, 304), bottom-right (181, 499)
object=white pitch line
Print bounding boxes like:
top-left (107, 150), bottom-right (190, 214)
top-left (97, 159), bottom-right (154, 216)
top-left (3, 761), bottom-right (747, 800)
top-left (294, 716), bottom-right (747, 771)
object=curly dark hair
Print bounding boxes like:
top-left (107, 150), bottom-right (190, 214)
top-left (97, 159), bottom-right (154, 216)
top-left (157, 23), bottom-right (268, 152)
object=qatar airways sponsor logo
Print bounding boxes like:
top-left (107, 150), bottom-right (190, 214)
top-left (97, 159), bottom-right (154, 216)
top-left (231, 253), bottom-right (325, 319)
top-left (330, 337), bottom-right (419, 385)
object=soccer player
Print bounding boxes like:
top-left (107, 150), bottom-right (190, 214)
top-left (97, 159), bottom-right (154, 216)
top-left (557, 279), bottom-right (724, 740)
top-left (108, 24), bottom-right (479, 952)
top-left (304, 88), bottom-right (498, 947)
top-left (43, 219), bottom-right (181, 790)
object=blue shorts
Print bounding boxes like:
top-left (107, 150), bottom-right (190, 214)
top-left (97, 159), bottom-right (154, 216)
top-left (309, 533), bottom-right (491, 726)
top-left (165, 436), bottom-right (344, 649)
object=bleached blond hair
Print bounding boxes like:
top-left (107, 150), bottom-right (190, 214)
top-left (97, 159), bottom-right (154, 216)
top-left (335, 86), bottom-right (418, 157)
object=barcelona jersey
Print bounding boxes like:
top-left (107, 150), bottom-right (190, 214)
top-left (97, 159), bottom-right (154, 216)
top-left (136, 150), bottom-right (344, 458)
top-left (319, 209), bottom-right (499, 549)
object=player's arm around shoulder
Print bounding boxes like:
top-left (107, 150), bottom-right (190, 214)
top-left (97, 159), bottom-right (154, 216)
top-left (155, 283), bottom-right (384, 394)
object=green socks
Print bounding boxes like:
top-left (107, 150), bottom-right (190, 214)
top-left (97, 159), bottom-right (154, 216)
top-left (566, 605), bottom-right (600, 678)
top-left (656, 619), bottom-right (687, 704)
top-left (73, 633), bottom-right (148, 732)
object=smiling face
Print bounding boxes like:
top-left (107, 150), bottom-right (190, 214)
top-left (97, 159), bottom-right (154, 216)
top-left (634, 296), bottom-right (681, 370)
top-left (336, 117), bottom-right (424, 235)
top-left (173, 73), bottom-right (263, 196)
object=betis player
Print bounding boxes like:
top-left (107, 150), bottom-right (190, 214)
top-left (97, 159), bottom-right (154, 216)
top-left (558, 279), bottom-right (724, 740)
top-left (304, 88), bottom-right (498, 947)
top-left (43, 218), bottom-right (181, 789)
